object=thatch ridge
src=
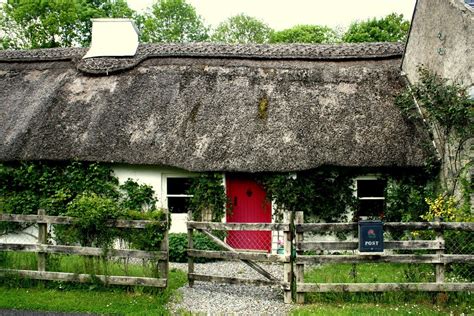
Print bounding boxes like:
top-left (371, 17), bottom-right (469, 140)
top-left (0, 42), bottom-right (404, 75)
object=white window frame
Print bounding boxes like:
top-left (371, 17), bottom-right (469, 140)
top-left (162, 173), bottom-right (196, 214)
top-left (354, 175), bottom-right (386, 218)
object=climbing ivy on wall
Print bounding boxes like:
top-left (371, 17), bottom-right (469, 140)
top-left (396, 66), bottom-right (473, 141)
top-left (395, 66), bottom-right (473, 219)
top-left (260, 167), bottom-right (358, 222)
top-left (187, 172), bottom-right (228, 222)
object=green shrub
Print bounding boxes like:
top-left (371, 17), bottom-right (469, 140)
top-left (169, 232), bottom-right (225, 263)
top-left (122, 209), bottom-right (168, 251)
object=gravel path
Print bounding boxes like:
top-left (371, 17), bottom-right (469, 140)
top-left (168, 262), bottom-right (294, 315)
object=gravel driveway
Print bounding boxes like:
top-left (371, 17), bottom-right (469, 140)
top-left (168, 262), bottom-right (294, 315)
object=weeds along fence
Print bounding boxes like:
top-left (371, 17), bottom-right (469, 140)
top-left (294, 211), bottom-right (474, 304)
top-left (0, 209), bottom-right (169, 287)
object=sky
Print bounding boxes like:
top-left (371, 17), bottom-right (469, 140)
top-left (127, 0), bottom-right (417, 31)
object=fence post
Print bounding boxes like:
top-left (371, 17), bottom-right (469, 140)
top-left (187, 210), bottom-right (194, 288)
top-left (159, 225), bottom-right (169, 282)
top-left (435, 217), bottom-right (445, 283)
top-left (283, 211), bottom-right (292, 303)
top-left (295, 211), bottom-right (304, 304)
top-left (202, 208), bottom-right (212, 222)
top-left (37, 209), bottom-right (47, 272)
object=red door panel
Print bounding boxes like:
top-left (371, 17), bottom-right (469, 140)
top-left (226, 175), bottom-right (271, 252)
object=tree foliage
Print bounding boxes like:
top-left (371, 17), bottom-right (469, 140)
top-left (342, 13), bottom-right (410, 43)
top-left (270, 24), bottom-right (338, 44)
top-left (0, 0), bottom-right (134, 49)
top-left (211, 14), bottom-right (273, 44)
top-left (139, 0), bottom-right (208, 43)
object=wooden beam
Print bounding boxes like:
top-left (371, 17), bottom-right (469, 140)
top-left (0, 214), bottom-right (166, 229)
top-left (187, 249), bottom-right (289, 263)
top-left (297, 240), bottom-right (444, 251)
top-left (198, 229), bottom-right (279, 282)
top-left (296, 223), bottom-right (357, 233)
top-left (296, 254), bottom-right (440, 264)
top-left (0, 243), bottom-right (167, 260)
top-left (283, 212), bottom-right (293, 304)
top-left (0, 269), bottom-right (166, 287)
top-left (37, 209), bottom-right (47, 272)
top-left (443, 254), bottom-right (474, 263)
top-left (188, 218), bottom-right (194, 288)
top-left (297, 282), bottom-right (474, 293)
top-left (295, 222), bottom-right (474, 233)
top-left (294, 211), bottom-right (305, 304)
top-left (189, 273), bottom-right (288, 289)
top-left (188, 221), bottom-right (289, 231)
top-left (295, 254), bottom-right (474, 264)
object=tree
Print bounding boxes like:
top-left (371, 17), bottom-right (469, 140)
top-left (342, 13), bottom-right (410, 43)
top-left (211, 14), bottom-right (273, 44)
top-left (0, 0), bottom-right (134, 49)
top-left (270, 25), bottom-right (338, 44)
top-left (139, 0), bottom-right (208, 43)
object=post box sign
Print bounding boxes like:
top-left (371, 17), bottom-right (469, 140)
top-left (358, 220), bottom-right (384, 253)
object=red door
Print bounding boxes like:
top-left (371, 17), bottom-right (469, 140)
top-left (226, 175), bottom-right (272, 252)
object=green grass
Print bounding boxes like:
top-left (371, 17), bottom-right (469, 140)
top-left (0, 268), bottom-right (187, 315)
top-left (304, 263), bottom-right (435, 283)
top-left (1, 253), bottom-right (473, 315)
top-left (292, 263), bottom-right (474, 315)
top-left (292, 303), bottom-right (459, 315)
top-left (0, 251), bottom-right (187, 315)
top-left (1, 252), bottom-right (161, 277)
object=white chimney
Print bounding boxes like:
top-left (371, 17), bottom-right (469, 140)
top-left (83, 19), bottom-right (139, 59)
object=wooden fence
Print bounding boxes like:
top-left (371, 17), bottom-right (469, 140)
top-left (187, 212), bottom-right (474, 304)
top-left (294, 211), bottom-right (474, 303)
top-left (0, 209), bottom-right (169, 287)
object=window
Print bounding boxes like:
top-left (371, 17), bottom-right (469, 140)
top-left (166, 177), bottom-right (193, 213)
top-left (356, 179), bottom-right (386, 219)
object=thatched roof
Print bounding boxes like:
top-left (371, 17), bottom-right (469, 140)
top-left (0, 42), bottom-right (431, 172)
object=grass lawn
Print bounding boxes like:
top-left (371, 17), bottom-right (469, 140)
top-left (291, 263), bottom-right (473, 315)
top-left (291, 303), bottom-right (457, 315)
top-left (0, 252), bottom-right (187, 315)
top-left (1, 253), bottom-right (473, 315)
top-left (0, 267), bottom-right (187, 315)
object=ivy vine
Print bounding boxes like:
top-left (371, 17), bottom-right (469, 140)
top-left (187, 173), bottom-right (229, 222)
top-left (395, 66), bottom-right (473, 216)
top-left (260, 167), bottom-right (357, 222)
top-left (396, 66), bottom-right (473, 140)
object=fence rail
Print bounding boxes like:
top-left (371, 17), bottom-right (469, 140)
top-left (0, 209), bottom-right (169, 287)
top-left (296, 222), bottom-right (474, 233)
top-left (0, 213), bottom-right (157, 229)
top-left (297, 240), bottom-right (444, 251)
top-left (187, 221), bottom-right (289, 231)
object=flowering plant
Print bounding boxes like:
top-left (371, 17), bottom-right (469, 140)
top-left (421, 194), bottom-right (457, 221)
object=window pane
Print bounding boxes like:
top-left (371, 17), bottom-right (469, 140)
top-left (357, 200), bottom-right (385, 218)
top-left (357, 180), bottom-right (386, 197)
top-left (167, 177), bottom-right (193, 195)
top-left (168, 197), bottom-right (190, 213)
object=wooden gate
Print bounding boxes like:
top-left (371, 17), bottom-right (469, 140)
top-left (186, 220), bottom-right (293, 302)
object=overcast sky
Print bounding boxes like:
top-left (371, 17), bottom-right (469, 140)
top-left (127, 0), bottom-right (417, 31)
top-left (0, 0), bottom-right (417, 31)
